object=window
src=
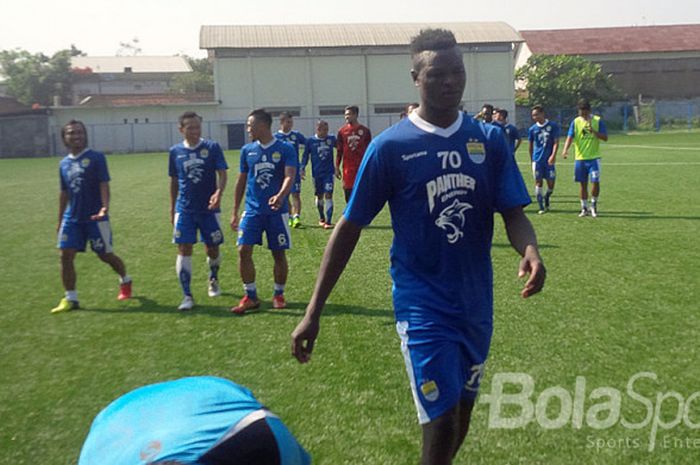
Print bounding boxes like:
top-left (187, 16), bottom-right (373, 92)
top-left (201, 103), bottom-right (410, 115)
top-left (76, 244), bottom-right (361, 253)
top-left (124, 67), bottom-right (133, 73)
top-left (145, 117), bottom-right (149, 123)
top-left (374, 104), bottom-right (406, 115)
top-left (266, 107), bottom-right (301, 117)
top-left (123, 118), bottom-right (128, 124)
top-left (319, 106), bottom-right (346, 116)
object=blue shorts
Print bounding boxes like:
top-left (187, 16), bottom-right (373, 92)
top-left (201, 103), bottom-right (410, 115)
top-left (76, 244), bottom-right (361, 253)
top-left (290, 173), bottom-right (302, 194)
top-left (173, 212), bottom-right (224, 246)
top-left (58, 219), bottom-right (113, 254)
top-left (396, 319), bottom-right (491, 424)
top-left (532, 160), bottom-right (556, 181)
top-left (574, 159), bottom-right (601, 183)
top-left (313, 174), bottom-right (335, 195)
top-left (237, 212), bottom-right (291, 250)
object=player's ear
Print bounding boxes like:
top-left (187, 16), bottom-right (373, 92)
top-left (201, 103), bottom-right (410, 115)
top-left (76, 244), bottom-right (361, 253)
top-left (410, 69), bottom-right (418, 85)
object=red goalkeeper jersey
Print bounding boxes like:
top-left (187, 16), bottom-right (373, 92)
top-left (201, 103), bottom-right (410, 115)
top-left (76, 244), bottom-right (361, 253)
top-left (336, 123), bottom-right (372, 189)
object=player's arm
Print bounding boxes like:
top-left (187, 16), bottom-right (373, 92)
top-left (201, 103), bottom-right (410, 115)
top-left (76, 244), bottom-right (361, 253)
top-left (514, 136), bottom-right (522, 153)
top-left (300, 146), bottom-right (310, 180)
top-left (591, 120), bottom-right (608, 142)
top-left (90, 182), bottom-right (110, 221)
top-left (269, 165), bottom-right (296, 211)
top-left (562, 136), bottom-right (573, 158)
top-left (501, 206), bottom-right (546, 298)
top-left (291, 216), bottom-right (363, 363)
top-left (169, 176), bottom-right (178, 225)
top-left (335, 134), bottom-right (343, 179)
top-left (230, 172), bottom-right (247, 230)
top-left (528, 140), bottom-right (534, 161)
top-left (549, 138), bottom-right (560, 165)
top-left (208, 169), bottom-right (227, 210)
top-left (57, 190), bottom-right (69, 232)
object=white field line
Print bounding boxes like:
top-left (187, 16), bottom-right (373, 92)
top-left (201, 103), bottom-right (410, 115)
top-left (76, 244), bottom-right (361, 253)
top-left (606, 144), bottom-right (700, 151)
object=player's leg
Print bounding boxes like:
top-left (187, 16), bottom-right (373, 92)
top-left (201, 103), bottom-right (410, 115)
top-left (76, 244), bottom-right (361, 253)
top-left (266, 213), bottom-right (291, 309)
top-left (344, 188), bottom-right (352, 203)
top-left (532, 162), bottom-right (545, 213)
top-left (232, 213), bottom-right (262, 314)
top-left (201, 213), bottom-right (224, 297)
top-left (173, 212), bottom-right (198, 310)
top-left (52, 220), bottom-right (83, 313)
top-left (89, 218), bottom-right (131, 299)
top-left (290, 192), bottom-right (302, 228)
top-left (574, 161), bottom-right (589, 216)
top-left (323, 191), bottom-right (334, 229)
top-left (544, 165), bottom-right (556, 211)
top-left (589, 160), bottom-right (601, 217)
top-left (314, 178), bottom-right (325, 225)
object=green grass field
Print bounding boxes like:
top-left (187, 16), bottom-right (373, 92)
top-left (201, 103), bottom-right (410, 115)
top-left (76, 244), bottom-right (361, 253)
top-left (1, 131), bottom-right (699, 465)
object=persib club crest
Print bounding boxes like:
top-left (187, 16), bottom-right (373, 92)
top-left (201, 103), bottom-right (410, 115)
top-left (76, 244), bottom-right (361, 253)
top-left (81, 158), bottom-right (91, 168)
top-left (435, 199), bottom-right (473, 244)
top-left (272, 151), bottom-right (282, 163)
top-left (466, 140), bottom-right (486, 164)
top-left (200, 148), bottom-right (209, 158)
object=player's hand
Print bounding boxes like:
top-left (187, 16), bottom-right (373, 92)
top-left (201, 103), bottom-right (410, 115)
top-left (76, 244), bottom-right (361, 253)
top-left (208, 191), bottom-right (222, 210)
top-left (335, 167), bottom-right (341, 180)
top-left (90, 207), bottom-right (108, 221)
top-left (547, 155), bottom-right (556, 166)
top-left (518, 248), bottom-right (546, 298)
top-left (268, 194), bottom-right (283, 211)
top-left (562, 150), bottom-right (568, 159)
top-left (230, 213), bottom-right (239, 230)
top-left (291, 314), bottom-right (320, 363)
top-left (300, 169), bottom-right (306, 181)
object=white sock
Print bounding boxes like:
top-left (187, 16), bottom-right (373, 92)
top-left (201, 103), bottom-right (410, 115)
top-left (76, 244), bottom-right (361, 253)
top-left (119, 275), bottom-right (131, 284)
top-left (592, 196), bottom-right (598, 205)
top-left (535, 186), bottom-right (543, 196)
top-left (176, 255), bottom-right (193, 296)
top-left (65, 290), bottom-right (78, 301)
top-left (581, 199), bottom-right (588, 209)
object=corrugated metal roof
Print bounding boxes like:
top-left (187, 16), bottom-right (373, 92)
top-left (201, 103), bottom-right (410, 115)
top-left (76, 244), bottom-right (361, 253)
top-left (74, 93), bottom-right (215, 108)
top-left (521, 24), bottom-right (700, 55)
top-left (200, 22), bottom-right (522, 49)
top-left (70, 56), bottom-right (192, 74)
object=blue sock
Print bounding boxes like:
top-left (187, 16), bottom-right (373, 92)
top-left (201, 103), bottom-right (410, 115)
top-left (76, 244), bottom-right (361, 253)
top-left (535, 186), bottom-right (544, 210)
top-left (274, 283), bottom-right (285, 296)
top-left (176, 255), bottom-right (192, 297)
top-left (316, 197), bottom-right (324, 221)
top-left (244, 282), bottom-right (257, 300)
top-left (207, 255), bottom-right (221, 280)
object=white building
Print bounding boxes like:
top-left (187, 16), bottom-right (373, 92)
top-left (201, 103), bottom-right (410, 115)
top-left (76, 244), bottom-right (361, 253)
top-left (201, 22), bottom-right (524, 142)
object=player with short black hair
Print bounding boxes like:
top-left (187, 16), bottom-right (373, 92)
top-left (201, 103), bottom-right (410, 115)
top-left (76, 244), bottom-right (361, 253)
top-left (562, 98), bottom-right (608, 217)
top-left (301, 120), bottom-right (337, 228)
top-left (493, 108), bottom-right (522, 155)
top-left (169, 111), bottom-right (228, 311)
top-left (336, 105), bottom-right (371, 202)
top-left (274, 112), bottom-right (307, 228)
top-left (292, 28), bottom-right (545, 465)
top-left (230, 108), bottom-right (298, 314)
top-left (52, 120), bottom-right (132, 313)
top-left (78, 377), bottom-right (311, 465)
top-left (528, 105), bottom-right (560, 214)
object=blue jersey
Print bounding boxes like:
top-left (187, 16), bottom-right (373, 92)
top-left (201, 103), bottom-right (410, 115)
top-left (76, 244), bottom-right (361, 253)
top-left (528, 120), bottom-right (560, 162)
top-left (345, 112), bottom-right (530, 325)
top-left (274, 130), bottom-right (306, 154)
top-left (169, 139), bottom-right (228, 213)
top-left (494, 122), bottom-right (521, 154)
top-left (78, 376), bottom-right (310, 465)
top-left (240, 139), bottom-right (298, 215)
top-left (59, 149), bottom-right (110, 222)
top-left (301, 135), bottom-right (337, 178)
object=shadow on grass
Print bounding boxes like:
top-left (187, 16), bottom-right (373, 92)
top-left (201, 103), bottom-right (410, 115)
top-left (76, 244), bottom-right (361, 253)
top-left (492, 242), bottom-right (559, 249)
top-left (80, 296), bottom-right (393, 319)
top-left (534, 209), bottom-right (700, 220)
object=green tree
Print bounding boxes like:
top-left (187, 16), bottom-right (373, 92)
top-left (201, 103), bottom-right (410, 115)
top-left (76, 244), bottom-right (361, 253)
top-left (515, 54), bottom-right (620, 109)
top-left (0, 46), bottom-right (83, 106)
top-left (169, 56), bottom-right (214, 94)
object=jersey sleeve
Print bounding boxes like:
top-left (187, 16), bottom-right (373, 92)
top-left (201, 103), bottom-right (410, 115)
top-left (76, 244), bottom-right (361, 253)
top-left (239, 147), bottom-right (249, 173)
top-left (96, 153), bottom-right (111, 182)
top-left (168, 150), bottom-right (177, 177)
top-left (59, 165), bottom-right (68, 191)
top-left (492, 132), bottom-right (531, 212)
top-left (298, 132), bottom-right (307, 145)
top-left (598, 119), bottom-right (607, 136)
top-left (283, 144), bottom-right (299, 168)
top-left (552, 123), bottom-right (561, 139)
top-left (343, 141), bottom-right (391, 227)
top-left (567, 120), bottom-right (576, 137)
top-left (212, 142), bottom-right (228, 170)
top-left (528, 127), bottom-right (535, 142)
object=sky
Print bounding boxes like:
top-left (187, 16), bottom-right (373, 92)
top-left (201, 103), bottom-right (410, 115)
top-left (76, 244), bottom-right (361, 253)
top-left (3, 0), bottom-right (700, 57)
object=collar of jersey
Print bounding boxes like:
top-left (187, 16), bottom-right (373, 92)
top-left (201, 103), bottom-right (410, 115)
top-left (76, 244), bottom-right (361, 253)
top-left (183, 138), bottom-right (204, 150)
top-left (536, 120), bottom-right (550, 128)
top-left (68, 148), bottom-right (90, 159)
top-left (256, 139), bottom-right (277, 150)
top-left (277, 130), bottom-right (292, 136)
top-left (408, 111), bottom-right (463, 138)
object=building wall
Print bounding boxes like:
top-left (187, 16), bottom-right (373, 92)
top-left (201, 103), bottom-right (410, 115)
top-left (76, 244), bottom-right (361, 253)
top-left (0, 114), bottom-right (50, 158)
top-left (213, 46), bottom-right (518, 130)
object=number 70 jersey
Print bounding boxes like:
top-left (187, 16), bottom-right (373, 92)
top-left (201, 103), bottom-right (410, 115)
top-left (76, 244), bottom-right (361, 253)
top-left (344, 112), bottom-right (531, 322)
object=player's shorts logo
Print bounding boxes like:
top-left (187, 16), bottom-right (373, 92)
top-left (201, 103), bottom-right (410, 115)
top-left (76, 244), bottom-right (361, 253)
top-left (421, 380), bottom-right (440, 402)
top-left (435, 199), bottom-right (473, 244)
top-left (272, 151), bottom-right (282, 163)
top-left (466, 142), bottom-right (486, 164)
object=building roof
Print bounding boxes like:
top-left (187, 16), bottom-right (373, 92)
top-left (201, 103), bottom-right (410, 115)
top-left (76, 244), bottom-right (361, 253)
top-left (71, 93), bottom-right (215, 108)
top-left (200, 22), bottom-right (522, 49)
top-left (521, 24), bottom-right (700, 55)
top-left (70, 56), bottom-right (192, 74)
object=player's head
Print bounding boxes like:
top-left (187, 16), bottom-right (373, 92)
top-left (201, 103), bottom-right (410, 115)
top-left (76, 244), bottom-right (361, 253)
top-left (315, 119), bottom-right (329, 138)
top-left (409, 29), bottom-right (465, 113)
top-left (531, 105), bottom-right (546, 124)
top-left (61, 120), bottom-right (88, 153)
top-left (493, 108), bottom-right (508, 123)
top-left (279, 111), bottom-right (294, 132)
top-left (577, 98), bottom-right (592, 117)
top-left (247, 108), bottom-right (273, 142)
top-left (178, 111), bottom-right (203, 144)
top-left (479, 104), bottom-right (494, 122)
top-left (344, 105), bottom-right (359, 124)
